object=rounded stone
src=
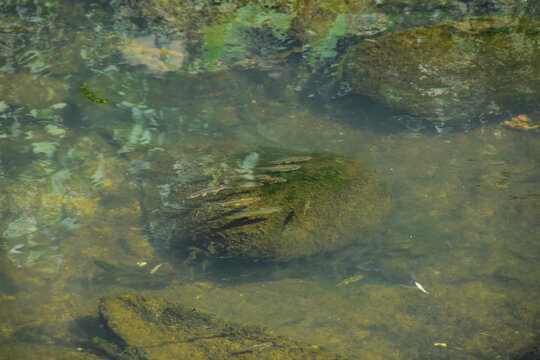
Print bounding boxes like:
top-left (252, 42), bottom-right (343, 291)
top-left (135, 142), bottom-right (390, 262)
top-left (338, 15), bottom-right (540, 121)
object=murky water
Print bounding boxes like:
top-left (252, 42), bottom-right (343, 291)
top-left (0, 2), bottom-right (538, 360)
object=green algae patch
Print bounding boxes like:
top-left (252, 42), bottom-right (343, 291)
top-left (98, 294), bottom-right (348, 360)
top-left (80, 83), bottom-right (108, 104)
top-left (338, 15), bottom-right (540, 121)
top-left (136, 143), bottom-right (390, 262)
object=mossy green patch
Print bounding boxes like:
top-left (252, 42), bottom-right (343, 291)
top-left (307, 14), bottom-right (349, 64)
top-left (198, 4), bottom-right (294, 70)
top-left (80, 83), bottom-right (108, 104)
top-left (138, 143), bottom-right (390, 262)
top-left (97, 294), bottom-right (348, 359)
top-left (338, 14), bottom-right (540, 120)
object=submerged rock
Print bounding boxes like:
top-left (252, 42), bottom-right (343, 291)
top-left (119, 35), bottom-right (186, 74)
top-left (0, 73), bottom-right (68, 109)
top-left (375, 0), bottom-right (538, 17)
top-left (134, 143), bottom-right (390, 262)
top-left (0, 130), bottom-right (154, 276)
top-left (338, 15), bottom-right (540, 121)
top-left (0, 344), bottom-right (103, 360)
top-left (98, 294), bottom-right (347, 360)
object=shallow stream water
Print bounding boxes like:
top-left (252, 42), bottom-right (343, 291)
top-left (0, 2), bottom-right (538, 359)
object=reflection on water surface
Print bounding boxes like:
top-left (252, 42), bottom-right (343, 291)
top-left (0, 1), bottom-right (538, 359)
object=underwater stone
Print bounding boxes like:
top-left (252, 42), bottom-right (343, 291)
top-left (98, 294), bottom-right (348, 359)
top-left (135, 142), bottom-right (390, 262)
top-left (0, 73), bottom-right (68, 109)
top-left (338, 15), bottom-right (540, 121)
top-left (0, 344), bottom-right (103, 360)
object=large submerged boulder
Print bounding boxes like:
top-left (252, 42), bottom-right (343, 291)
top-left (132, 143), bottom-right (390, 262)
top-left (338, 15), bottom-right (540, 121)
top-left (98, 294), bottom-right (347, 359)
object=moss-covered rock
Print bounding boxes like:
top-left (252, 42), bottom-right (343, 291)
top-left (375, 0), bottom-right (539, 17)
top-left (98, 294), bottom-right (348, 359)
top-left (135, 142), bottom-right (390, 262)
top-left (338, 15), bottom-right (540, 120)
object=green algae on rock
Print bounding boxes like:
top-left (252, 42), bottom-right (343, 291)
top-left (135, 143), bottom-right (390, 262)
top-left (98, 294), bottom-right (348, 360)
top-left (338, 15), bottom-right (540, 121)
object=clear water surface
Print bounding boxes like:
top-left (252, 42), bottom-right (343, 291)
top-left (0, 2), bottom-right (538, 360)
